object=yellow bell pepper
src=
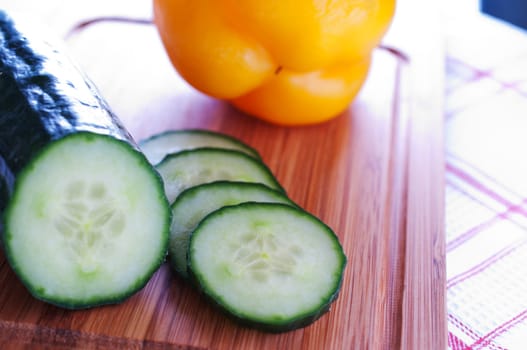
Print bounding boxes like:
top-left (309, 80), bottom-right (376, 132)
top-left (153, 0), bottom-right (395, 125)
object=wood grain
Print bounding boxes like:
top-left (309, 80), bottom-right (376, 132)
top-left (386, 2), bottom-right (447, 349)
top-left (0, 0), bottom-right (446, 349)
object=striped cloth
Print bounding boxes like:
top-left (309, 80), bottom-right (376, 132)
top-left (445, 2), bottom-right (527, 349)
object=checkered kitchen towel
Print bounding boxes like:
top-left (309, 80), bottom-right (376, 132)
top-left (444, 2), bottom-right (527, 349)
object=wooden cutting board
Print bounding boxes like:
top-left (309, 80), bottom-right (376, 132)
top-left (0, 0), bottom-right (446, 348)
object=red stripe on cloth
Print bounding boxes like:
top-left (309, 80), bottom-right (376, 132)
top-left (445, 176), bottom-right (527, 252)
top-left (449, 313), bottom-right (482, 343)
top-left (446, 204), bottom-right (527, 252)
top-left (446, 57), bottom-right (527, 98)
top-left (471, 309), bottom-right (527, 350)
top-left (445, 86), bottom-right (511, 121)
top-left (446, 163), bottom-right (527, 215)
top-left (446, 215), bottom-right (500, 252)
top-left (449, 331), bottom-right (471, 350)
top-left (446, 57), bottom-right (491, 84)
top-left (447, 240), bottom-right (524, 289)
top-left (447, 153), bottom-right (527, 201)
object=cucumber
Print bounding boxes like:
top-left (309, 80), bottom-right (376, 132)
top-left (156, 148), bottom-right (284, 203)
top-left (140, 129), bottom-right (261, 165)
top-left (169, 181), bottom-right (295, 278)
top-left (188, 202), bottom-right (346, 332)
top-left (0, 158), bottom-right (13, 236)
top-left (0, 11), bottom-right (170, 309)
top-left (0, 157), bottom-right (14, 224)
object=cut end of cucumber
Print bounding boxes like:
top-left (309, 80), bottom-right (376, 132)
top-left (53, 180), bottom-right (127, 275)
top-left (226, 229), bottom-right (300, 282)
top-left (188, 203), bottom-right (346, 332)
top-left (4, 133), bottom-right (170, 309)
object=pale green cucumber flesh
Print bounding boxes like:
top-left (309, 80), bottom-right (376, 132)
top-left (4, 133), bottom-right (170, 309)
top-left (156, 148), bottom-right (284, 203)
top-left (139, 129), bottom-right (260, 165)
top-left (188, 203), bottom-right (346, 332)
top-left (170, 181), bottom-right (295, 278)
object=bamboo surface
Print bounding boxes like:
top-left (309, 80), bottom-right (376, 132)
top-left (0, 0), bottom-right (446, 349)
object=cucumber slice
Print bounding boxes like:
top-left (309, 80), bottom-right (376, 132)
top-left (156, 148), bottom-right (284, 203)
top-left (170, 181), bottom-right (295, 278)
top-left (4, 133), bottom-right (170, 309)
top-left (139, 129), bottom-right (261, 165)
top-left (188, 202), bottom-right (346, 332)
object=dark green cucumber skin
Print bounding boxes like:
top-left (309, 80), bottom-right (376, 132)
top-left (191, 281), bottom-right (343, 333)
top-left (0, 157), bottom-right (14, 233)
top-left (187, 202), bottom-right (347, 333)
top-left (0, 11), bottom-right (170, 308)
top-left (0, 11), bottom-right (134, 226)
